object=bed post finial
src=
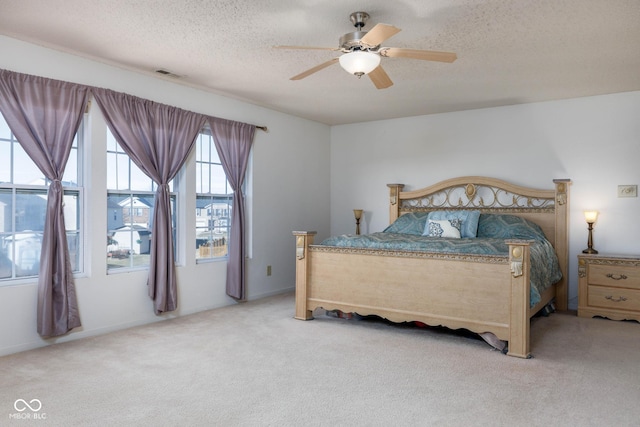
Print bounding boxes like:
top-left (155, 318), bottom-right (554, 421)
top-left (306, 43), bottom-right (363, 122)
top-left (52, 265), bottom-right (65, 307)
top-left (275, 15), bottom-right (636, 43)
top-left (387, 184), bottom-right (405, 224)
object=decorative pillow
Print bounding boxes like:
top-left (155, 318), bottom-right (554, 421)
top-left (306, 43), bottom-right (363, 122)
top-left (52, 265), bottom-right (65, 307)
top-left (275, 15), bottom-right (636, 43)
top-left (422, 210), bottom-right (481, 238)
top-left (426, 219), bottom-right (462, 238)
top-left (383, 212), bottom-right (429, 235)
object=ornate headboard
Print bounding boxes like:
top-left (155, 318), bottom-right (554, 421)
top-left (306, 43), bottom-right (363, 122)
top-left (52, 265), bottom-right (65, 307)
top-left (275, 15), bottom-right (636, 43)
top-left (387, 176), bottom-right (571, 309)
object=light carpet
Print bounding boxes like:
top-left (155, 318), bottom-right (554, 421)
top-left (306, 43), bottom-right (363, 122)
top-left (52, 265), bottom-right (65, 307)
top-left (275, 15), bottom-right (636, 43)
top-left (2, 292), bottom-right (640, 426)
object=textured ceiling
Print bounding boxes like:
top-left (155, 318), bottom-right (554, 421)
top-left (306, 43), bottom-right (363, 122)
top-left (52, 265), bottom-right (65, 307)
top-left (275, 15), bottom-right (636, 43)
top-left (0, 0), bottom-right (639, 125)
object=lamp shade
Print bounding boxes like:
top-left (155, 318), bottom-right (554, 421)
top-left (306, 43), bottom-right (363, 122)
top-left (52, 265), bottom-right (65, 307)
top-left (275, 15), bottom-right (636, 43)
top-left (584, 211), bottom-right (598, 223)
top-left (339, 51), bottom-right (381, 76)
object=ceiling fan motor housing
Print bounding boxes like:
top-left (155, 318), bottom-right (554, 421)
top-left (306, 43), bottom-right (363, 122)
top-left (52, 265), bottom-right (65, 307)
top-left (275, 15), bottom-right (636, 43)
top-left (341, 11), bottom-right (378, 51)
top-left (340, 31), bottom-right (376, 51)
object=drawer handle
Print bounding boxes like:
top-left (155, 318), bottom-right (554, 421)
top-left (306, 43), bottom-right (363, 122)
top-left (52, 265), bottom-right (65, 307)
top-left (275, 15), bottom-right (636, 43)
top-left (606, 273), bottom-right (628, 280)
top-left (605, 295), bottom-right (628, 303)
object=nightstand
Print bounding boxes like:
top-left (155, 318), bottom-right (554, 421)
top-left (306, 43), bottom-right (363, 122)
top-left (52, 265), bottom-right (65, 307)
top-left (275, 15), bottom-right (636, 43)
top-left (578, 254), bottom-right (640, 321)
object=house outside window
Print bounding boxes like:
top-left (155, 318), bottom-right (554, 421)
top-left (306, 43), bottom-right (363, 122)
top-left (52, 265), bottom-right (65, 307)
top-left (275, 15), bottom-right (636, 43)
top-left (195, 132), bottom-right (232, 260)
top-left (0, 113), bottom-right (82, 282)
top-left (106, 129), bottom-right (176, 270)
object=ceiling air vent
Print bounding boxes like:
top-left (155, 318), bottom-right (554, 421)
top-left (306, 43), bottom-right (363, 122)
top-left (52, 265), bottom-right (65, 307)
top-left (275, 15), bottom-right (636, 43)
top-left (154, 69), bottom-right (182, 78)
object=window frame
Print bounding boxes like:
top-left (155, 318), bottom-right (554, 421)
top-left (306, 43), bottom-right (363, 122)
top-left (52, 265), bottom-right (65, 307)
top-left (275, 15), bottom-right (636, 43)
top-left (0, 114), bottom-right (84, 284)
top-left (105, 129), bottom-right (178, 272)
top-left (195, 131), bottom-right (233, 262)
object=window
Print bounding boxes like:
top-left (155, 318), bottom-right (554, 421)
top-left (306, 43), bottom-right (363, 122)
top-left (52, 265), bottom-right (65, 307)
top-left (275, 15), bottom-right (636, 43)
top-left (0, 114), bottom-right (82, 281)
top-left (106, 129), bottom-right (176, 270)
top-left (195, 132), bottom-right (232, 260)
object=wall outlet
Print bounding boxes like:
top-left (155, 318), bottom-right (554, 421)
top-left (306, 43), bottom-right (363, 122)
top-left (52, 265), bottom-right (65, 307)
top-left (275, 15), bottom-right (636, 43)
top-left (266, 265), bottom-right (272, 276)
top-left (618, 185), bottom-right (637, 198)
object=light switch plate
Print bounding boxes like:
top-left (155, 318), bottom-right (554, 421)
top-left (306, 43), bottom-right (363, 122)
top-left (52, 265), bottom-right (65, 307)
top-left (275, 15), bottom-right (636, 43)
top-left (618, 185), bottom-right (637, 198)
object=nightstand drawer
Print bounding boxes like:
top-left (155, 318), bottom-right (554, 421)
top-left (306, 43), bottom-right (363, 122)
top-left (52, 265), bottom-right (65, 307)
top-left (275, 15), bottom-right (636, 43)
top-left (587, 264), bottom-right (640, 290)
top-left (587, 285), bottom-right (640, 312)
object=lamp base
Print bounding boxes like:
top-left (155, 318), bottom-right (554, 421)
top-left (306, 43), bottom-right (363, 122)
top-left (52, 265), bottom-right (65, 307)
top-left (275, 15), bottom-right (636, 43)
top-left (582, 248), bottom-right (599, 254)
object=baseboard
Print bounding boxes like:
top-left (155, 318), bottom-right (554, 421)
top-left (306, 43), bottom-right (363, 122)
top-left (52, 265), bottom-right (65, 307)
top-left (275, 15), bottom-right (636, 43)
top-left (247, 286), bottom-right (294, 301)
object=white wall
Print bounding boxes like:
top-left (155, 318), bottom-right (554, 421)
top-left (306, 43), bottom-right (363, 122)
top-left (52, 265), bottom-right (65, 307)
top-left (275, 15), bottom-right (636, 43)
top-left (0, 36), bottom-right (331, 356)
top-left (330, 92), bottom-right (640, 309)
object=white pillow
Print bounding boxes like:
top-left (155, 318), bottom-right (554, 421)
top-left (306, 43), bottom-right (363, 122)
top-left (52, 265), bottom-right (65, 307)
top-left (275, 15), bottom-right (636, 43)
top-left (426, 219), bottom-right (462, 238)
top-left (423, 210), bottom-right (481, 238)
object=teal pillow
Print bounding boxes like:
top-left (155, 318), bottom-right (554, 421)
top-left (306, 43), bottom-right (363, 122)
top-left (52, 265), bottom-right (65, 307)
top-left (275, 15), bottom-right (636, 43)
top-left (423, 210), bottom-right (481, 238)
top-left (477, 214), bottom-right (547, 240)
top-left (383, 212), bottom-right (429, 235)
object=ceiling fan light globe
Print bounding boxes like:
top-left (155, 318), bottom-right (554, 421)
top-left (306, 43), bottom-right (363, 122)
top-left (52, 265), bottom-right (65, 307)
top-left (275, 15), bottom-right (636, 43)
top-left (339, 51), bottom-right (380, 76)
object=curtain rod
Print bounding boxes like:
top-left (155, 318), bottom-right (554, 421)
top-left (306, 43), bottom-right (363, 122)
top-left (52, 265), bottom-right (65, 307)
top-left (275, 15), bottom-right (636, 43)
top-left (85, 99), bottom-right (267, 132)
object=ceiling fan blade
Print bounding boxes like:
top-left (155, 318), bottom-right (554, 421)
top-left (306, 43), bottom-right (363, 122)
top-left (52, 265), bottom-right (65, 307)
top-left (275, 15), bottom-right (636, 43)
top-left (274, 45), bottom-right (339, 51)
top-left (290, 58), bottom-right (339, 80)
top-left (360, 23), bottom-right (401, 47)
top-left (380, 48), bottom-right (457, 63)
top-left (368, 65), bottom-right (393, 89)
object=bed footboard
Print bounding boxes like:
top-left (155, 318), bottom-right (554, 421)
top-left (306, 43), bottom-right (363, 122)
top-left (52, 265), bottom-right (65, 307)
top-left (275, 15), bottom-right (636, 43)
top-left (293, 231), bottom-right (534, 358)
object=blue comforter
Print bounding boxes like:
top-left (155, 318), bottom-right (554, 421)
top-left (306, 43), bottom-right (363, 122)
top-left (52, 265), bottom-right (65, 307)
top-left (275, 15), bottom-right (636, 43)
top-left (320, 214), bottom-right (562, 307)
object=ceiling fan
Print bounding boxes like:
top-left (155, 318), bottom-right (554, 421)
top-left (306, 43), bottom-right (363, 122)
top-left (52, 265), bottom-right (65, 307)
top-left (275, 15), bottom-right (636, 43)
top-left (274, 11), bottom-right (457, 89)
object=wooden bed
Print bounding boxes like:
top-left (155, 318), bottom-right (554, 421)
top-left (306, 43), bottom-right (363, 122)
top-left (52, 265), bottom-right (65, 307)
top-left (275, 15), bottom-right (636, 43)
top-left (293, 176), bottom-right (570, 358)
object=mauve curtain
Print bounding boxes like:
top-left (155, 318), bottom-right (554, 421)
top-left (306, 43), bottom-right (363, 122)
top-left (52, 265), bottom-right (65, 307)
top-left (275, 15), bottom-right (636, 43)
top-left (0, 69), bottom-right (88, 337)
top-left (208, 117), bottom-right (255, 300)
top-left (93, 88), bottom-right (205, 314)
